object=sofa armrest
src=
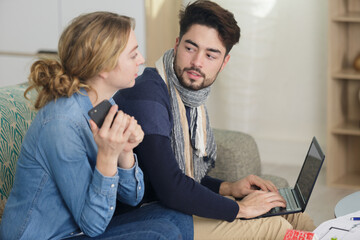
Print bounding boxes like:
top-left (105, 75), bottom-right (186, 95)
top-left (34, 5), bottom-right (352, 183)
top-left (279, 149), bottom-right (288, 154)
top-left (208, 128), bottom-right (262, 182)
top-left (208, 128), bottom-right (289, 188)
top-left (0, 83), bottom-right (37, 221)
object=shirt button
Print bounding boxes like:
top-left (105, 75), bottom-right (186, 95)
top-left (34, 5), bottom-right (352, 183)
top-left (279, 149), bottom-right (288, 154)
top-left (110, 206), bottom-right (114, 210)
top-left (138, 186), bottom-right (141, 190)
top-left (111, 184), bottom-right (115, 188)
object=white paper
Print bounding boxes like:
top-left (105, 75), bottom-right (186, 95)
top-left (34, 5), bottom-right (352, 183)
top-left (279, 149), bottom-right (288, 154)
top-left (314, 210), bottom-right (360, 240)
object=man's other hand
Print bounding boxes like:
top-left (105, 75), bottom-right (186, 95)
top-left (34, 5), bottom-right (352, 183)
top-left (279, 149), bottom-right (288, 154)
top-left (219, 175), bottom-right (278, 198)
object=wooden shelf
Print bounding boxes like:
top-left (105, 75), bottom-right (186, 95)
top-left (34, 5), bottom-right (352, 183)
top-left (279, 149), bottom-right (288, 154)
top-left (332, 121), bottom-right (360, 136)
top-left (327, 0), bottom-right (360, 189)
top-left (332, 68), bottom-right (360, 80)
top-left (328, 173), bottom-right (360, 190)
top-left (332, 12), bottom-right (360, 22)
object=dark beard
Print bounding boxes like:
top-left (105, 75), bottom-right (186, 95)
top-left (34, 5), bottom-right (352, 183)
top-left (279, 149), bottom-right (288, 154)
top-left (173, 54), bottom-right (207, 91)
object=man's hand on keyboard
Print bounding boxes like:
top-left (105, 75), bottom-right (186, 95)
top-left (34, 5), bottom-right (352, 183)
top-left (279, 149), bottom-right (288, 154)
top-left (236, 190), bottom-right (287, 219)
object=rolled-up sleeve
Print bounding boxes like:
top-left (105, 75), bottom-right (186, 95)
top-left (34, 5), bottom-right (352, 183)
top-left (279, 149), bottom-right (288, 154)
top-left (80, 168), bottom-right (119, 236)
top-left (116, 154), bottom-right (144, 206)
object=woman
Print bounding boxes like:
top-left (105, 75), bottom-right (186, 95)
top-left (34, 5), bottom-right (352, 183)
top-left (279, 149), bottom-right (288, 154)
top-left (0, 12), bottom-right (192, 239)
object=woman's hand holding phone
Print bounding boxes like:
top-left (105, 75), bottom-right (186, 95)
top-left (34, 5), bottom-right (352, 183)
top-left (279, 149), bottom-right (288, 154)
top-left (89, 104), bottom-right (143, 176)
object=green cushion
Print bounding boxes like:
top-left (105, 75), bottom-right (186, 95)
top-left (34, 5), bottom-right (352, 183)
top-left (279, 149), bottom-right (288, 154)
top-left (0, 84), bottom-right (37, 221)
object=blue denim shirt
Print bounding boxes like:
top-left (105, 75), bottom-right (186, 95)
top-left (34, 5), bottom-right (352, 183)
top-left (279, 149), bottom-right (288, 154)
top-left (0, 89), bottom-right (144, 240)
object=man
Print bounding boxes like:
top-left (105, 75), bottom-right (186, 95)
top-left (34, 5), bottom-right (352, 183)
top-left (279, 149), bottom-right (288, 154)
top-left (114, 1), bottom-right (315, 239)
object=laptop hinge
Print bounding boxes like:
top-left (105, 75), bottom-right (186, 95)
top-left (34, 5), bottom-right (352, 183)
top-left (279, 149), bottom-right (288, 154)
top-left (291, 188), bottom-right (301, 210)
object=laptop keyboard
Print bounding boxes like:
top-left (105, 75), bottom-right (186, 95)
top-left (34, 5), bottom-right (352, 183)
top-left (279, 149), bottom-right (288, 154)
top-left (279, 188), bottom-right (298, 211)
top-left (266, 188), bottom-right (302, 215)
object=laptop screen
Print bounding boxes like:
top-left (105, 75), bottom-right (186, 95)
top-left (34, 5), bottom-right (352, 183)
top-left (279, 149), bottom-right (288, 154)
top-left (294, 137), bottom-right (325, 208)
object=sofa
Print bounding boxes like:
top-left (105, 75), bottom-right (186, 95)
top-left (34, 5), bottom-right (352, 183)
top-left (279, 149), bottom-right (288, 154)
top-left (0, 83), bottom-right (288, 222)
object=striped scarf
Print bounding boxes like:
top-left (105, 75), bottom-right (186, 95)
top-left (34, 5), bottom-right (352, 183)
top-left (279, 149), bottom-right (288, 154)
top-left (155, 49), bottom-right (216, 182)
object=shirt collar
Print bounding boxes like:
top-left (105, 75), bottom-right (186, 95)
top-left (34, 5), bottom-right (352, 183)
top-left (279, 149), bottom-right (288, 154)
top-left (74, 88), bottom-right (116, 122)
top-left (73, 88), bottom-right (94, 122)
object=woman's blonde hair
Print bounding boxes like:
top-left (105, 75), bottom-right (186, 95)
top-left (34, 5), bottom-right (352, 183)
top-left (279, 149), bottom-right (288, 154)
top-left (25, 12), bottom-right (135, 109)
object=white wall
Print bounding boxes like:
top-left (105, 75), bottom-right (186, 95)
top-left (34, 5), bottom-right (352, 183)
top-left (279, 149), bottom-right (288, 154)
top-left (206, 0), bottom-right (328, 166)
top-left (1, 0), bottom-right (328, 166)
top-left (0, 0), bottom-right (146, 87)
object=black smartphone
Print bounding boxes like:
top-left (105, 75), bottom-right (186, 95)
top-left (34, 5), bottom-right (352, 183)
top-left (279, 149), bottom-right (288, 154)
top-left (88, 100), bottom-right (113, 128)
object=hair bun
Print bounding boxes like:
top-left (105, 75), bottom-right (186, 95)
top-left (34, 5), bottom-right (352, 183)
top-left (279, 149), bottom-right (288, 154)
top-left (27, 59), bottom-right (80, 109)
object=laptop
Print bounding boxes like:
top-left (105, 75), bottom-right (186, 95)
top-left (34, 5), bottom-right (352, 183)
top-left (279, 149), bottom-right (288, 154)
top-left (257, 136), bottom-right (325, 218)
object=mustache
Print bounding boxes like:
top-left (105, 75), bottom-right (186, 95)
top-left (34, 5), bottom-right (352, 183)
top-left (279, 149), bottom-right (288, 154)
top-left (183, 67), bottom-right (205, 78)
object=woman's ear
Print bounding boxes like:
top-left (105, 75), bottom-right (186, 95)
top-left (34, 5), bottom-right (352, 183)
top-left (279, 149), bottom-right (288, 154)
top-left (98, 71), bottom-right (109, 80)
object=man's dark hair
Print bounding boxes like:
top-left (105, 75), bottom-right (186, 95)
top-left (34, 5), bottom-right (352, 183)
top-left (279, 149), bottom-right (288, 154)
top-left (179, 0), bottom-right (241, 55)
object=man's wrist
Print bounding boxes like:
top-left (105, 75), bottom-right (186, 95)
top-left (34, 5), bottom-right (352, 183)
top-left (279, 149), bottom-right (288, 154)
top-left (219, 181), bottom-right (232, 196)
top-left (236, 201), bottom-right (247, 218)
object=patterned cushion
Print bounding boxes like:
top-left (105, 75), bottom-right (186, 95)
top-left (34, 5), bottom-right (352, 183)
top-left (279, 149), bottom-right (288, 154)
top-left (0, 84), bottom-right (37, 221)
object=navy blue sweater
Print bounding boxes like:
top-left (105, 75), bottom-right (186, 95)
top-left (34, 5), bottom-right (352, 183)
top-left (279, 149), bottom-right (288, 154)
top-left (113, 68), bottom-right (238, 222)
